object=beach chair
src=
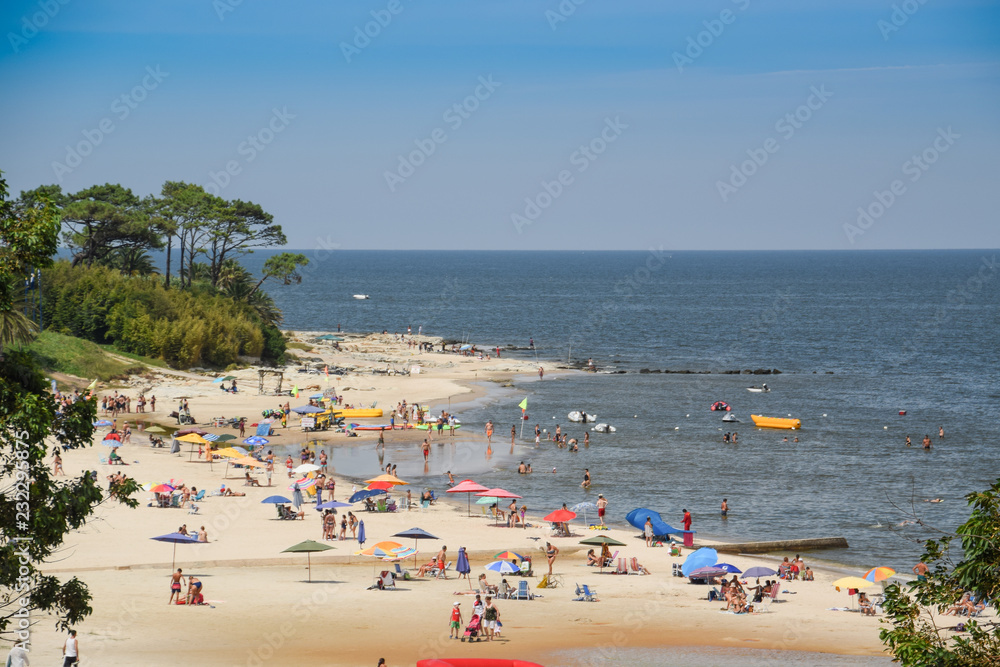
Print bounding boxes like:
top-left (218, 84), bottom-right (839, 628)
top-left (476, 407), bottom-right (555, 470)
top-left (516, 558), bottom-right (533, 577)
top-left (581, 584), bottom-right (598, 601)
top-left (187, 503), bottom-right (200, 515)
top-left (170, 494), bottom-right (182, 508)
top-left (393, 563), bottom-right (411, 581)
top-left (499, 580), bottom-right (515, 599)
top-left (192, 490), bottom-right (206, 502)
top-left (512, 579), bottom-right (533, 600)
top-left (629, 557), bottom-right (649, 575)
top-left (756, 584), bottom-right (781, 612)
top-left (603, 550), bottom-right (619, 568)
top-left (373, 571), bottom-right (396, 590)
top-left (614, 558), bottom-right (628, 575)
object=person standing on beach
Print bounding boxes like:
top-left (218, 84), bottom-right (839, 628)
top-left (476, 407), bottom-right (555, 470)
top-left (286, 455), bottom-right (294, 477)
top-left (482, 597), bottom-right (499, 641)
top-left (721, 499), bottom-right (729, 518)
top-left (169, 569), bottom-right (185, 604)
top-left (150, 395), bottom-right (156, 412)
top-left (644, 517), bottom-right (654, 547)
top-left (62, 629), bottom-right (79, 666)
top-left (265, 452), bottom-right (274, 487)
top-left (449, 601), bottom-right (464, 639)
top-left (682, 509), bottom-right (692, 532)
top-left (238, 417), bottom-right (245, 438)
top-left (545, 542), bottom-right (559, 575)
top-left (597, 494), bottom-right (608, 526)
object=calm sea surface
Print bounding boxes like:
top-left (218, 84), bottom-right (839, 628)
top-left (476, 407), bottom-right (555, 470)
top-left (244, 250), bottom-right (1000, 570)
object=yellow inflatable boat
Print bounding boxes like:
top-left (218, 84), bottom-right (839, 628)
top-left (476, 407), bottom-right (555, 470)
top-left (751, 415), bottom-right (801, 430)
top-left (331, 408), bottom-right (384, 419)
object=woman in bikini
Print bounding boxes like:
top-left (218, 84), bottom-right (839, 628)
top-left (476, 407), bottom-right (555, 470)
top-left (545, 542), bottom-right (559, 576)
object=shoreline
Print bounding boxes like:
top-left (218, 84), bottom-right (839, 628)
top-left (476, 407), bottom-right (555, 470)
top-left (17, 329), bottom-right (904, 665)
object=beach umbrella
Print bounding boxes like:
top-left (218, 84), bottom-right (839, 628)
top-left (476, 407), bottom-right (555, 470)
top-left (357, 540), bottom-right (404, 577)
top-left (366, 481), bottom-right (394, 491)
top-left (150, 532), bottom-right (198, 569)
top-left (216, 434), bottom-right (237, 442)
top-left (150, 483), bottom-right (174, 494)
top-left (176, 433), bottom-right (208, 445)
top-left (294, 464), bottom-right (321, 474)
top-left (261, 495), bottom-right (292, 504)
top-left (290, 477), bottom-right (317, 491)
top-left (484, 560), bottom-right (519, 574)
top-left (310, 393), bottom-right (325, 399)
top-left (460, 344), bottom-right (472, 351)
top-left (863, 567), bottom-right (896, 582)
top-left (215, 447), bottom-right (243, 458)
top-left (386, 547), bottom-right (417, 561)
top-left (213, 375), bottom-right (237, 383)
top-left (175, 428), bottom-right (208, 436)
top-left (292, 405), bottom-right (325, 414)
top-left (457, 547), bottom-right (471, 587)
top-left (291, 484), bottom-right (304, 508)
top-left (689, 566), bottom-right (729, 580)
top-left (571, 501), bottom-right (598, 524)
top-left (202, 433), bottom-right (220, 442)
top-left (231, 446), bottom-right (248, 455)
top-left (317, 500), bottom-right (351, 510)
top-left (392, 527), bottom-right (440, 567)
top-left (625, 508), bottom-right (681, 539)
top-left (281, 539), bottom-right (334, 583)
top-left (364, 473), bottom-right (408, 486)
top-left (544, 509), bottom-right (577, 523)
top-left (357, 520), bottom-right (366, 547)
top-left (578, 535), bottom-right (626, 573)
top-left (243, 436), bottom-right (269, 446)
top-left (447, 479), bottom-right (490, 517)
top-left (104, 432), bottom-right (121, 441)
top-left (94, 419), bottom-right (113, 427)
top-left (681, 547), bottom-right (719, 577)
top-left (715, 563), bottom-right (743, 574)
top-left (235, 457), bottom-right (265, 468)
top-left (742, 566), bottom-right (777, 579)
top-left (144, 425), bottom-right (167, 434)
top-left (494, 551), bottom-right (526, 561)
top-left (475, 488), bottom-right (522, 525)
top-left (476, 496), bottom-right (498, 505)
top-left (832, 576), bottom-right (879, 590)
top-left (349, 488), bottom-right (387, 503)
top-left (102, 439), bottom-right (121, 447)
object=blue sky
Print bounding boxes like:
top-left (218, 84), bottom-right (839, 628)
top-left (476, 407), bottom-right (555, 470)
top-left (1, 0), bottom-right (998, 250)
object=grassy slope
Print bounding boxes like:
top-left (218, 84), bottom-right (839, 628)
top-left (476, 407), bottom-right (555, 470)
top-left (28, 331), bottom-right (147, 381)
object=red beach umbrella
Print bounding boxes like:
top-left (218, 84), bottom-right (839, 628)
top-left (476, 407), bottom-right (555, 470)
top-left (544, 509), bottom-right (577, 523)
top-left (447, 479), bottom-right (490, 517)
top-left (475, 488), bottom-right (523, 525)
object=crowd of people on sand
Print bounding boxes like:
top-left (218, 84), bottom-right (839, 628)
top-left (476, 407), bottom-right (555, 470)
top-left (99, 390), bottom-right (157, 415)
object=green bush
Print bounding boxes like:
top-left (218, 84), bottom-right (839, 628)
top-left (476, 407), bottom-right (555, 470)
top-left (41, 262), bottom-right (267, 368)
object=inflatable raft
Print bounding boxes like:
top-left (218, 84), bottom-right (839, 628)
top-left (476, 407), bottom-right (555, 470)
top-left (751, 415), bottom-right (800, 429)
top-left (351, 424), bottom-right (413, 431)
top-left (331, 408), bottom-right (383, 419)
top-left (415, 423), bottom-right (461, 430)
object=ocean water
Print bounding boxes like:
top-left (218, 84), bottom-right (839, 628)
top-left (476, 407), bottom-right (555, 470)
top-left (248, 249), bottom-right (1000, 570)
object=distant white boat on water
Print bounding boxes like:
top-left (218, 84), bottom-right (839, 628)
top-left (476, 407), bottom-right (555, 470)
top-left (747, 384), bottom-right (770, 393)
top-left (568, 411), bottom-right (597, 423)
top-left (352, 294), bottom-right (370, 300)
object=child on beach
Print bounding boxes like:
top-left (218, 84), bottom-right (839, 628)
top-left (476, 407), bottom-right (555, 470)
top-left (286, 455), bottom-right (294, 477)
top-left (449, 602), bottom-right (463, 639)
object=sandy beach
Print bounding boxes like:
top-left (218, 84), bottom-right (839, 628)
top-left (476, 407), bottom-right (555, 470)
top-left (23, 333), bottom-right (905, 666)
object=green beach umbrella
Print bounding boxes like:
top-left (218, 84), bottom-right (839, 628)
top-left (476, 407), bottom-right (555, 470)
top-left (579, 535), bottom-right (626, 573)
top-left (282, 540), bottom-right (334, 583)
top-left (145, 425), bottom-right (168, 434)
top-left (215, 434), bottom-right (238, 442)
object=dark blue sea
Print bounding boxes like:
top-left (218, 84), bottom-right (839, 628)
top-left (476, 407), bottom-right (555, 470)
top-left (245, 249), bottom-right (999, 571)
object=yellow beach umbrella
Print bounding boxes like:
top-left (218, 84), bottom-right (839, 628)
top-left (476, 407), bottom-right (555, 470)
top-left (215, 447), bottom-right (243, 459)
top-left (364, 474), bottom-right (408, 486)
top-left (832, 576), bottom-right (879, 590)
top-left (235, 457), bottom-right (266, 468)
top-left (175, 433), bottom-right (208, 444)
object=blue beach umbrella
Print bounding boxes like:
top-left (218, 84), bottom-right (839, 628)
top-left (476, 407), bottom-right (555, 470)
top-left (715, 563), bottom-right (743, 574)
top-left (261, 495), bottom-right (292, 504)
top-left (625, 508), bottom-right (681, 538)
top-left (457, 547), bottom-right (471, 576)
top-left (94, 420), bottom-right (112, 427)
top-left (349, 488), bottom-right (387, 503)
top-left (150, 532), bottom-right (198, 570)
top-left (742, 566), bottom-right (777, 579)
top-left (243, 436), bottom-right (269, 446)
top-left (682, 547), bottom-right (719, 577)
top-left (292, 405), bottom-right (325, 414)
top-left (571, 501), bottom-right (598, 524)
top-left (392, 527), bottom-right (440, 566)
top-left (484, 560), bottom-right (519, 574)
top-left (357, 520), bottom-right (366, 547)
top-left (310, 393), bottom-right (325, 399)
top-left (316, 500), bottom-right (351, 511)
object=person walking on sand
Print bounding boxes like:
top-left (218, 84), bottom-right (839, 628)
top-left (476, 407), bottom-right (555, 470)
top-left (644, 517), bottom-right (654, 547)
top-left (545, 542), bottom-right (559, 575)
top-left (482, 596), bottom-right (500, 641)
top-left (597, 494), bottom-right (608, 526)
top-left (169, 569), bottom-right (185, 604)
top-left (449, 601), bottom-right (464, 639)
top-left (62, 629), bottom-right (79, 666)
top-left (53, 450), bottom-right (64, 476)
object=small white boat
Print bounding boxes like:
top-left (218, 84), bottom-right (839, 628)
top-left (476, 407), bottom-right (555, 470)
top-left (722, 413), bottom-right (740, 423)
top-left (352, 294), bottom-right (370, 300)
top-left (746, 384), bottom-right (770, 393)
top-left (568, 411), bottom-right (597, 423)
top-left (592, 423), bottom-right (616, 433)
